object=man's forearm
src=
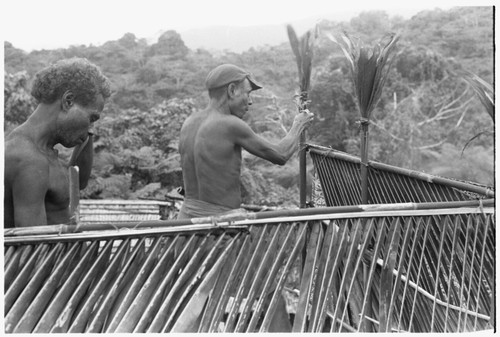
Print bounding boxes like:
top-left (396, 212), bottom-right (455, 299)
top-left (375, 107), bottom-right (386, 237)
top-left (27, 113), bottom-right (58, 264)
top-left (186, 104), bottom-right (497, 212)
top-left (276, 123), bottom-right (303, 162)
top-left (69, 134), bottom-right (94, 189)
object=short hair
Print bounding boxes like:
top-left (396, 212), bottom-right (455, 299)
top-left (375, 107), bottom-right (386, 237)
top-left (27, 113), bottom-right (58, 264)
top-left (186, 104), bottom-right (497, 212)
top-left (31, 58), bottom-right (111, 106)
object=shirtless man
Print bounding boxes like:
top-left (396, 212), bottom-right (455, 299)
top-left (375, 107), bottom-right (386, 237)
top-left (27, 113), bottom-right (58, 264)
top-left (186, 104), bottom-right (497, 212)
top-left (178, 64), bottom-right (313, 332)
top-left (178, 63), bottom-right (314, 219)
top-left (4, 58), bottom-right (111, 228)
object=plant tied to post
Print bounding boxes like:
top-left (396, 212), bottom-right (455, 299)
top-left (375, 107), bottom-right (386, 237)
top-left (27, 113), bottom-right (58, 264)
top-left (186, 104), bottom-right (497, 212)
top-left (329, 31), bottom-right (399, 204)
top-left (286, 24), bottom-right (319, 109)
top-left (286, 24), bottom-right (318, 208)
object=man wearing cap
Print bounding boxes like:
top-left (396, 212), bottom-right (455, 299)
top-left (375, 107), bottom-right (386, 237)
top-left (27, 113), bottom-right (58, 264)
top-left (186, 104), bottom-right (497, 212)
top-left (178, 63), bottom-right (314, 219)
top-left (178, 64), bottom-right (313, 331)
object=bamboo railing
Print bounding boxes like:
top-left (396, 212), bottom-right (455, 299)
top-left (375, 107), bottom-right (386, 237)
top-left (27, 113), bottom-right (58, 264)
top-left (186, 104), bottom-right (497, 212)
top-left (4, 200), bottom-right (495, 333)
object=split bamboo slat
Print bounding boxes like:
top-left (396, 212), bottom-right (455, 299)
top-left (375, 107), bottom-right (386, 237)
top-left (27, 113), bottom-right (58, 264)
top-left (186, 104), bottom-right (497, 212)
top-left (4, 200), bottom-right (494, 333)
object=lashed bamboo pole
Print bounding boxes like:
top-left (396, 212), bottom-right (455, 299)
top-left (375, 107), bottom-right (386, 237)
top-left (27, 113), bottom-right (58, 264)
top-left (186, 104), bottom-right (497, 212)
top-left (15, 243), bottom-right (76, 331)
top-left (34, 242), bottom-right (92, 332)
top-left (386, 217), bottom-right (413, 330)
top-left (378, 217), bottom-right (402, 332)
top-left (131, 235), bottom-right (195, 332)
top-left (198, 234), bottom-right (245, 332)
top-left (87, 238), bottom-right (149, 332)
top-left (171, 234), bottom-right (238, 332)
top-left (4, 199), bottom-right (493, 241)
top-left (243, 224), bottom-right (289, 332)
top-left (235, 226), bottom-right (282, 332)
top-left (259, 223), bottom-right (308, 332)
top-left (163, 234), bottom-right (227, 332)
top-left (360, 121), bottom-right (370, 204)
top-left (4, 245), bottom-right (33, 289)
top-left (111, 237), bottom-right (166, 332)
top-left (66, 240), bottom-right (114, 332)
top-left (48, 241), bottom-right (100, 332)
top-left (5, 243), bottom-right (63, 333)
top-left (4, 246), bottom-right (23, 290)
top-left (309, 220), bottom-right (336, 331)
top-left (331, 218), bottom-right (364, 332)
top-left (338, 218), bottom-right (376, 331)
top-left (312, 220), bottom-right (350, 331)
top-left (224, 225), bottom-right (270, 332)
top-left (204, 234), bottom-right (252, 332)
top-left (357, 217), bottom-right (389, 332)
top-left (286, 24), bottom-right (317, 208)
top-left (146, 234), bottom-right (213, 333)
top-left (4, 244), bottom-right (48, 314)
top-left (293, 221), bottom-right (322, 332)
top-left (146, 234), bottom-right (211, 332)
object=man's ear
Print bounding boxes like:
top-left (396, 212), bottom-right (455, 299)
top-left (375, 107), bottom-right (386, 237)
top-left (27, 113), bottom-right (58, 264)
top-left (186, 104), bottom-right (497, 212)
top-left (227, 83), bottom-right (237, 98)
top-left (61, 90), bottom-right (75, 111)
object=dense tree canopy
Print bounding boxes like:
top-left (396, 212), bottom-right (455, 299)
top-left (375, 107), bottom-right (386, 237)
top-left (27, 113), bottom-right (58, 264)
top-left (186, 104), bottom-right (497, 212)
top-left (4, 6), bottom-right (494, 205)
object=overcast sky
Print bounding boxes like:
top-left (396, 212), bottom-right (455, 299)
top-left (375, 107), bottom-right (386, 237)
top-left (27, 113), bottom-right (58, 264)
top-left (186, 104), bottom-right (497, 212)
top-left (1, 0), bottom-right (486, 52)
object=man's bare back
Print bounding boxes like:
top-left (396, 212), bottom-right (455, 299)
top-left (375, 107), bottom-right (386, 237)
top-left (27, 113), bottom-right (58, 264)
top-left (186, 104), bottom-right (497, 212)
top-left (178, 64), bottom-right (313, 219)
top-left (180, 109), bottom-right (245, 209)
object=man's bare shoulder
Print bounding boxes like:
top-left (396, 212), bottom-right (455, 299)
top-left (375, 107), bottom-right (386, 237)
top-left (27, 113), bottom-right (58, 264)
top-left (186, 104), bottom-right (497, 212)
top-left (5, 134), bottom-right (49, 174)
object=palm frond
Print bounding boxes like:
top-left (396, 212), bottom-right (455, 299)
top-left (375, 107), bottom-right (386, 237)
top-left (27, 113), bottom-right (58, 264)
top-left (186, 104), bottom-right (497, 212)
top-left (329, 31), bottom-right (399, 120)
top-left (286, 24), bottom-right (318, 107)
top-left (460, 71), bottom-right (494, 123)
top-left (461, 130), bottom-right (494, 155)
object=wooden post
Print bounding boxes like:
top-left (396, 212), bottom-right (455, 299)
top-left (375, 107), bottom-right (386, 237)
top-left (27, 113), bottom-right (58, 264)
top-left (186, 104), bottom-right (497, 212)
top-left (68, 166), bottom-right (80, 225)
top-left (360, 121), bottom-right (369, 205)
top-left (299, 131), bottom-right (307, 208)
top-left (299, 92), bottom-right (309, 209)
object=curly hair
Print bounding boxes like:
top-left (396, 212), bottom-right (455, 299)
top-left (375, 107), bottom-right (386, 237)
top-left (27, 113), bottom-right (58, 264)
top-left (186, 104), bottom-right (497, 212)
top-left (30, 58), bottom-right (111, 106)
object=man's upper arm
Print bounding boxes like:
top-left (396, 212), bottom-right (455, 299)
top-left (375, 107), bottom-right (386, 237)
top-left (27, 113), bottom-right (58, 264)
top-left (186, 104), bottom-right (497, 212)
top-left (10, 161), bottom-right (49, 227)
top-left (231, 119), bottom-right (286, 165)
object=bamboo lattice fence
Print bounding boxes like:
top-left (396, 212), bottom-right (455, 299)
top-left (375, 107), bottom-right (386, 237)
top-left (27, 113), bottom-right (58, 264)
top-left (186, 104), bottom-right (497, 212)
top-left (4, 200), bottom-right (495, 333)
top-left (308, 144), bottom-right (494, 206)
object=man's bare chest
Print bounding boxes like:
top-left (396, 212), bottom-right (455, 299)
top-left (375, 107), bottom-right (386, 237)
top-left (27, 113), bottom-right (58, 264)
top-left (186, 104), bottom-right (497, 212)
top-left (46, 158), bottom-right (70, 209)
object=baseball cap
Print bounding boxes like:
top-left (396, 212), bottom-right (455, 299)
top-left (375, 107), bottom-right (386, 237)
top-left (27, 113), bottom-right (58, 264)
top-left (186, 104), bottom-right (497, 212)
top-left (205, 64), bottom-right (263, 91)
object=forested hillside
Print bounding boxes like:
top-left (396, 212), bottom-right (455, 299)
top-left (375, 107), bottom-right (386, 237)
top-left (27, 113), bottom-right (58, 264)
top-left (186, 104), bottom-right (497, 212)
top-left (4, 6), bottom-right (494, 207)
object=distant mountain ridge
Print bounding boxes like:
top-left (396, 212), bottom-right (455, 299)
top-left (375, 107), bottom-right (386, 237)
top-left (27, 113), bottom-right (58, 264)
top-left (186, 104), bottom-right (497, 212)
top-left (160, 8), bottom-right (429, 53)
top-left (177, 14), bottom-right (341, 52)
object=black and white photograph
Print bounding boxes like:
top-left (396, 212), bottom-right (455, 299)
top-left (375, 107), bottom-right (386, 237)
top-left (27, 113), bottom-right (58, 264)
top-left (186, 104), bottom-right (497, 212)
top-left (2, 0), bottom-right (496, 333)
